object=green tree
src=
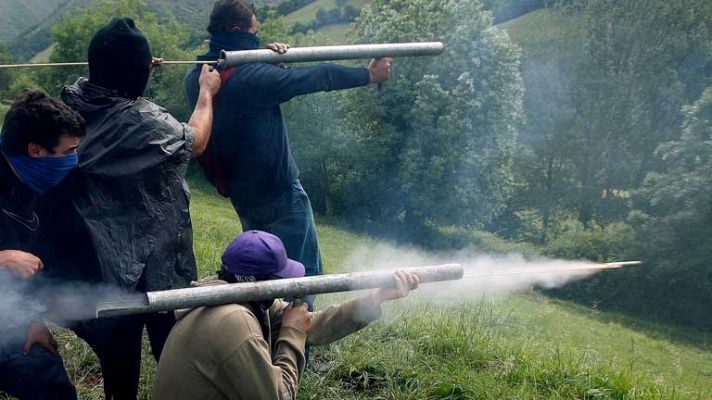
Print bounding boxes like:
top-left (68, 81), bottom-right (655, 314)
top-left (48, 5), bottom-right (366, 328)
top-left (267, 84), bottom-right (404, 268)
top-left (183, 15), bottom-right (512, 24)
top-left (495, 8), bottom-right (582, 243)
top-left (633, 87), bottom-right (712, 329)
top-left (340, 0), bottom-right (523, 235)
top-left (257, 10), bottom-right (291, 44)
top-left (556, 87), bottom-right (712, 331)
top-left (0, 43), bottom-right (13, 99)
top-left (0, 44), bottom-right (37, 103)
top-left (507, 0), bottom-right (712, 243)
top-left (285, 91), bottom-right (357, 216)
top-left (565, 0), bottom-right (712, 226)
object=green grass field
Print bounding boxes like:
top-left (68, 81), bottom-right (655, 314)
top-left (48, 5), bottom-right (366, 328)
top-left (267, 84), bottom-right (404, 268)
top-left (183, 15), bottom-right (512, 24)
top-left (498, 9), bottom-right (570, 45)
top-left (284, 0), bottom-right (368, 26)
top-left (498, 8), bottom-right (582, 61)
top-left (29, 43), bottom-right (55, 63)
top-left (29, 182), bottom-right (709, 399)
top-left (315, 22), bottom-right (353, 43)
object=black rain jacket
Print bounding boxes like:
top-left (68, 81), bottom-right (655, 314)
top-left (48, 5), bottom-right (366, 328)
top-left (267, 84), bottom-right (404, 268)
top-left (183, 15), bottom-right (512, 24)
top-left (40, 78), bottom-right (197, 292)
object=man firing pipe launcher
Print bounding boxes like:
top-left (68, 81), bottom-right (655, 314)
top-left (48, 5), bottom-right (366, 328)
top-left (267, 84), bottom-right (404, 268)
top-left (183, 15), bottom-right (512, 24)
top-left (185, 0), bottom-right (395, 313)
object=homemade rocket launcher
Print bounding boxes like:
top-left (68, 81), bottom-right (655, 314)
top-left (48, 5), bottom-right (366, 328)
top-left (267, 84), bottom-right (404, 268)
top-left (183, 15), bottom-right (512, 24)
top-left (0, 42), bottom-right (445, 69)
top-left (95, 264), bottom-right (463, 318)
top-left (92, 261), bottom-right (641, 319)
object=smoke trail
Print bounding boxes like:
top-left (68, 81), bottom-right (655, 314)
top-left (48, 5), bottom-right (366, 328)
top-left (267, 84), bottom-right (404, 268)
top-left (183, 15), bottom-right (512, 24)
top-left (0, 270), bottom-right (47, 332)
top-left (0, 270), bottom-right (130, 339)
top-left (341, 243), bottom-right (604, 301)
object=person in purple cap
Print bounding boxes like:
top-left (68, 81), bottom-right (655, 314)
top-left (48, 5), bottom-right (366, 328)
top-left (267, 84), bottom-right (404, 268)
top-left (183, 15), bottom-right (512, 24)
top-left (152, 230), bottom-right (420, 400)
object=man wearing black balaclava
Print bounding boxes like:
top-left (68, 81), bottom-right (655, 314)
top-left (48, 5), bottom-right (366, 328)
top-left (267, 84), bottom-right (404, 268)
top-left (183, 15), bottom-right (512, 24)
top-left (39, 17), bottom-right (221, 399)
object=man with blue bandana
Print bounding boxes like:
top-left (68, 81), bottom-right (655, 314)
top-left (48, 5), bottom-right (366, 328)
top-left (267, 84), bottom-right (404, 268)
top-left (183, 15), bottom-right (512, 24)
top-left (0, 89), bottom-right (85, 400)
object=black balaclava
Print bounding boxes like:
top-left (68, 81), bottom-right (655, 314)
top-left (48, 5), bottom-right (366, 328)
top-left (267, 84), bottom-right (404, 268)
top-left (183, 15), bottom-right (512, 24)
top-left (88, 17), bottom-right (152, 99)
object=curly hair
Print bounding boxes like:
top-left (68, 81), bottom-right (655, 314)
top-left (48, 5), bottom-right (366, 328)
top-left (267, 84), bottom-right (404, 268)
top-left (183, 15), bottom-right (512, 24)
top-left (1, 89), bottom-right (86, 157)
top-left (208, 0), bottom-right (256, 34)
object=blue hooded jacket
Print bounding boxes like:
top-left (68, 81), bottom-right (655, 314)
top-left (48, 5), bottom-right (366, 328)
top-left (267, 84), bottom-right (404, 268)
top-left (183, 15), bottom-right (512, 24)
top-left (185, 32), bottom-right (370, 209)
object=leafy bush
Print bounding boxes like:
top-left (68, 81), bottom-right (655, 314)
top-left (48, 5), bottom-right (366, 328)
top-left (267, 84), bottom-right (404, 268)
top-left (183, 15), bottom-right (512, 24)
top-left (544, 220), bottom-right (633, 261)
top-left (547, 88), bottom-right (712, 331)
top-left (0, 44), bottom-right (12, 97)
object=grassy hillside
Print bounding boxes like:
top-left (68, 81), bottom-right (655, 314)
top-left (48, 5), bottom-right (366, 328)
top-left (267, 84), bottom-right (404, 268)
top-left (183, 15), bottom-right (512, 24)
top-left (29, 43), bottom-right (55, 63)
top-left (282, 0), bottom-right (365, 44)
top-left (499, 8), bottom-right (577, 51)
top-left (29, 181), bottom-right (710, 399)
top-left (5, 0), bottom-right (368, 60)
top-left (284, 0), bottom-right (368, 26)
top-left (7, 0), bottom-right (216, 60)
top-left (315, 22), bottom-right (353, 43)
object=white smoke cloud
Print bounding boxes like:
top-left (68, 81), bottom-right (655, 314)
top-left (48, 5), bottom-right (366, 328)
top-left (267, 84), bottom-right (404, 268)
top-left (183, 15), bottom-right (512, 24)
top-left (341, 242), bottom-right (605, 301)
top-left (0, 242), bottom-right (617, 338)
top-left (0, 270), bottom-right (129, 339)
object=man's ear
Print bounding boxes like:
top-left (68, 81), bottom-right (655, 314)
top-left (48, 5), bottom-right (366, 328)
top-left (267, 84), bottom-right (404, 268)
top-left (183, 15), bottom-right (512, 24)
top-left (27, 143), bottom-right (43, 158)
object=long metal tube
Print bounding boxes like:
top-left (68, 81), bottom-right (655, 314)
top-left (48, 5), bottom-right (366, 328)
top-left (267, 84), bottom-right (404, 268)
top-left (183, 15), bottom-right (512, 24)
top-left (0, 42), bottom-right (444, 69)
top-left (95, 264), bottom-right (462, 319)
top-left (219, 42), bottom-right (444, 69)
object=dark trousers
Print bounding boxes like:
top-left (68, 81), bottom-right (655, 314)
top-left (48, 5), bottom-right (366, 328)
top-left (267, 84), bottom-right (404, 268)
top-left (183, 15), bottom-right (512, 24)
top-left (0, 343), bottom-right (77, 400)
top-left (235, 180), bottom-right (324, 305)
top-left (72, 312), bottom-right (176, 400)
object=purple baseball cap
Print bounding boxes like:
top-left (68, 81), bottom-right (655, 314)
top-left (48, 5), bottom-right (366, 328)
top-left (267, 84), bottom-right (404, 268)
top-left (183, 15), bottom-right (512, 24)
top-left (222, 231), bottom-right (305, 279)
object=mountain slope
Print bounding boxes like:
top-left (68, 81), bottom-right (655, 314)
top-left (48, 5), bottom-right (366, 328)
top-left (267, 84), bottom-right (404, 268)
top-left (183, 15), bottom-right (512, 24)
top-left (5, 0), bottom-right (369, 60)
top-left (283, 0), bottom-right (367, 26)
top-left (498, 7), bottom-right (576, 51)
top-left (7, 0), bottom-right (216, 60)
top-left (0, 0), bottom-right (65, 44)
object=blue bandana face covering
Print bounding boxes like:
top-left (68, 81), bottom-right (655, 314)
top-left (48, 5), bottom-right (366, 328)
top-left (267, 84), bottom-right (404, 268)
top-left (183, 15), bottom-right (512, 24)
top-left (7, 153), bottom-right (79, 193)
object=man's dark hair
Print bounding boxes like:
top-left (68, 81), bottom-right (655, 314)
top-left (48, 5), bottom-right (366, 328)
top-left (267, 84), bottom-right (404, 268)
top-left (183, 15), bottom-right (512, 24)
top-left (1, 89), bottom-right (86, 157)
top-left (208, 0), bottom-right (256, 34)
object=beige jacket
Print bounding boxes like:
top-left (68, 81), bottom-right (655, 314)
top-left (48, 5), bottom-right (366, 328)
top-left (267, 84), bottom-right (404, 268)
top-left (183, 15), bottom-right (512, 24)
top-left (152, 284), bottom-right (383, 400)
